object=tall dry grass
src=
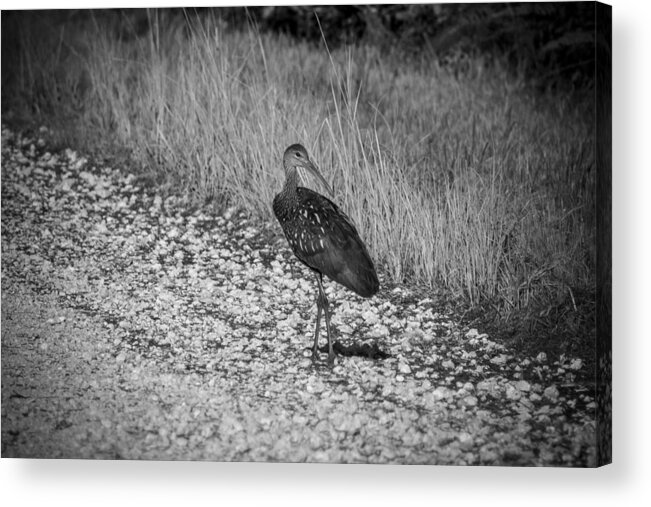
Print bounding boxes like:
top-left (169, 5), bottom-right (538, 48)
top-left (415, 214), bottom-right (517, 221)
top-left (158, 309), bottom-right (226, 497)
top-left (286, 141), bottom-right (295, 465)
top-left (2, 10), bottom-right (595, 314)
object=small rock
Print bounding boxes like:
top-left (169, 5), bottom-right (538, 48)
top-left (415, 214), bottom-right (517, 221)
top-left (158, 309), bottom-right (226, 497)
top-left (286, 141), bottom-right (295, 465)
top-left (362, 310), bottom-right (379, 325)
top-left (514, 380), bottom-right (531, 391)
top-left (431, 386), bottom-right (451, 401)
top-left (543, 385), bottom-right (560, 401)
top-left (505, 384), bottom-right (522, 400)
top-left (460, 395), bottom-right (478, 407)
top-left (479, 446), bottom-right (499, 463)
top-left (518, 397), bottom-right (534, 410)
top-left (491, 354), bottom-right (508, 365)
top-left (398, 362), bottom-right (411, 374)
top-left (306, 379), bottom-right (323, 394)
top-left (458, 432), bottom-right (474, 450)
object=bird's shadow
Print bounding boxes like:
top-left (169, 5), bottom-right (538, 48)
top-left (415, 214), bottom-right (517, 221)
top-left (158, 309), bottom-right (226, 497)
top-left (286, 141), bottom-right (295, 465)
top-left (317, 341), bottom-right (390, 360)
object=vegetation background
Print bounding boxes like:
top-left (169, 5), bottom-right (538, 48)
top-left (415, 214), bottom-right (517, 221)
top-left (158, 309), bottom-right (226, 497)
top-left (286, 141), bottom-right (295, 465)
top-left (1, 3), bottom-right (600, 365)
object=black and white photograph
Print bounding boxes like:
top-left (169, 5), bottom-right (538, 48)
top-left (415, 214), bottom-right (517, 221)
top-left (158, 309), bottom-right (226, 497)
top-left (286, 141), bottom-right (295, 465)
top-left (1, 0), bottom-right (616, 483)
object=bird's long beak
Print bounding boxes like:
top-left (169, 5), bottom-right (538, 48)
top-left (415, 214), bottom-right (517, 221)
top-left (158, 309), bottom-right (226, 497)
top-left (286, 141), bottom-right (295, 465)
top-left (303, 160), bottom-right (334, 197)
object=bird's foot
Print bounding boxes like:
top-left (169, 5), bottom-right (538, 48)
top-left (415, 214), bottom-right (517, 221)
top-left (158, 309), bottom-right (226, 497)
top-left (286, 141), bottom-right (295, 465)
top-left (307, 347), bottom-right (336, 367)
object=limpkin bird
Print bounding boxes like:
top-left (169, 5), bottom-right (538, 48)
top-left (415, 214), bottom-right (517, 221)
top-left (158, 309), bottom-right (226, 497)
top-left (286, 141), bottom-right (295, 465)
top-left (273, 143), bottom-right (379, 365)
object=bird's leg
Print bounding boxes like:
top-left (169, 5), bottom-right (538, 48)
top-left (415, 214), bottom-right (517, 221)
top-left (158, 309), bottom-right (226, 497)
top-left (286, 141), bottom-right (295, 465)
top-left (316, 274), bottom-right (334, 366)
top-left (312, 280), bottom-right (323, 361)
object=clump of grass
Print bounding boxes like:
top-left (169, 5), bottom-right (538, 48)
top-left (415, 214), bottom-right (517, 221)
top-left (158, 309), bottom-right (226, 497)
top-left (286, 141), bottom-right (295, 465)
top-left (2, 10), bottom-right (595, 322)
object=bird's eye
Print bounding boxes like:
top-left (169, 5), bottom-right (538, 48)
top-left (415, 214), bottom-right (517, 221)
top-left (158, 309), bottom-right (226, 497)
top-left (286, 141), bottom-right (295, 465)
top-left (295, 151), bottom-right (302, 157)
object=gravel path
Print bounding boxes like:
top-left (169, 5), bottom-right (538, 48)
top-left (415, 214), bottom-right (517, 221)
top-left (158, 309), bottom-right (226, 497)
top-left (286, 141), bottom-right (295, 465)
top-left (1, 126), bottom-right (596, 465)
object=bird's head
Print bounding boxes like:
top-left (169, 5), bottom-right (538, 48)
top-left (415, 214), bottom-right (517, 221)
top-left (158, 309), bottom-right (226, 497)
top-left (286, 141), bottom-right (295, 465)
top-left (283, 143), bottom-right (334, 197)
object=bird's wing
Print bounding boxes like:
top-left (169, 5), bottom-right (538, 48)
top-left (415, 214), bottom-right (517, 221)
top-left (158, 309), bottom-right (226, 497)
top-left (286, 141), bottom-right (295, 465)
top-left (294, 189), bottom-right (377, 296)
top-left (294, 188), bottom-right (360, 255)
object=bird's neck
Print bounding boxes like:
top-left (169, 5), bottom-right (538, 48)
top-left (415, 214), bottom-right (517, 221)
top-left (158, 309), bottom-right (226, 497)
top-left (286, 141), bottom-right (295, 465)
top-left (281, 166), bottom-right (301, 198)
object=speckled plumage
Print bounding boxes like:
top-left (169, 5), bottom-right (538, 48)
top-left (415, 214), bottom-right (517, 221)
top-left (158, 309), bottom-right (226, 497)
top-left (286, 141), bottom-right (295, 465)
top-left (273, 187), bottom-right (379, 298)
top-left (273, 144), bottom-right (379, 365)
